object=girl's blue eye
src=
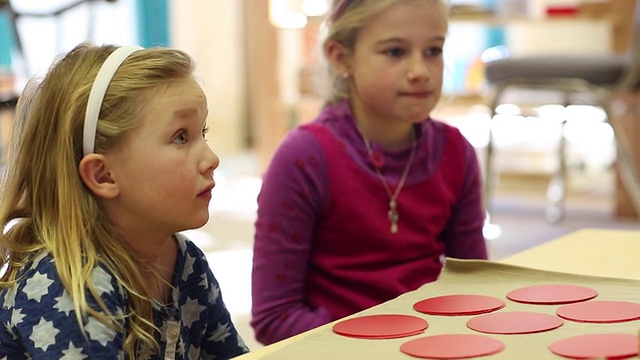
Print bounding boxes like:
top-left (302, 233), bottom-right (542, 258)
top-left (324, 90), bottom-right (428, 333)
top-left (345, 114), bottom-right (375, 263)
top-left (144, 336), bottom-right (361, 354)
top-left (202, 126), bottom-right (210, 138)
top-left (426, 47), bottom-right (443, 57)
top-left (173, 131), bottom-right (188, 145)
top-left (385, 48), bottom-right (405, 57)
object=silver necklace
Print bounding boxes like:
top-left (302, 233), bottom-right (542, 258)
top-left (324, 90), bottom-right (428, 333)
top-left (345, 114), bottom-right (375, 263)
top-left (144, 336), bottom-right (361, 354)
top-left (361, 129), bottom-right (417, 234)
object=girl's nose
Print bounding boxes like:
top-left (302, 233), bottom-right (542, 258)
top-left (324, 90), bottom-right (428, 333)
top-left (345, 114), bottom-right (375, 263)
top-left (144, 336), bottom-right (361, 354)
top-left (202, 142), bottom-right (220, 175)
top-left (407, 55), bottom-right (430, 81)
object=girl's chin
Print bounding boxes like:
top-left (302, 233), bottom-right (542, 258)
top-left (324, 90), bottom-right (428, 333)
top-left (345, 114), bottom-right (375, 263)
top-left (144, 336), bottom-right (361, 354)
top-left (184, 215), bottom-right (210, 231)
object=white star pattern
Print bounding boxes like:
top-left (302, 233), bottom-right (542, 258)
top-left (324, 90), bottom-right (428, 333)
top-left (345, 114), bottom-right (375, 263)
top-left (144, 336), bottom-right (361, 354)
top-left (53, 294), bottom-right (75, 316)
top-left (61, 343), bottom-right (87, 359)
top-left (208, 281), bottom-right (220, 304)
top-left (31, 317), bottom-right (60, 351)
top-left (86, 315), bottom-right (117, 346)
top-left (10, 308), bottom-right (26, 327)
top-left (182, 254), bottom-right (196, 282)
top-left (3, 286), bottom-right (16, 308)
top-left (91, 267), bottom-right (114, 290)
top-left (181, 297), bottom-right (205, 328)
top-left (23, 271), bottom-right (54, 302)
top-left (188, 344), bottom-right (200, 359)
top-left (208, 322), bottom-right (232, 343)
top-left (31, 251), bottom-right (48, 267)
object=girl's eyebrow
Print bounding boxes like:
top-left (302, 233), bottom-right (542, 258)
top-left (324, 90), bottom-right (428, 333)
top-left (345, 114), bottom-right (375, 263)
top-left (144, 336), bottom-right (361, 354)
top-left (173, 107), bottom-right (200, 118)
top-left (376, 35), bottom-right (446, 45)
top-left (172, 108), bottom-right (209, 129)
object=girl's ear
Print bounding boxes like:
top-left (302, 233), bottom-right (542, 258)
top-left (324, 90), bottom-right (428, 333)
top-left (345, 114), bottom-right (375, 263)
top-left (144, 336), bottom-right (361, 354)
top-left (78, 154), bottom-right (119, 199)
top-left (325, 40), bottom-right (351, 76)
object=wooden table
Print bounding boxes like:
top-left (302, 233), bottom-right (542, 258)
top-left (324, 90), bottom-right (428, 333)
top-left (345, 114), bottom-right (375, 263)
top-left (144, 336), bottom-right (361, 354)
top-left (238, 228), bottom-right (640, 359)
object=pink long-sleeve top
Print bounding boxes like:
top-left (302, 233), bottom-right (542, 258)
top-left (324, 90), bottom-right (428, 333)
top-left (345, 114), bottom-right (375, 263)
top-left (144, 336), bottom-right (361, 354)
top-left (251, 101), bottom-right (488, 345)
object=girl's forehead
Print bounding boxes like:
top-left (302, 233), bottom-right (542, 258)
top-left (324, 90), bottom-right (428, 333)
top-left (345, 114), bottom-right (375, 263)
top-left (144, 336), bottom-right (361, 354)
top-left (143, 77), bottom-right (205, 102)
top-left (359, 1), bottom-right (447, 37)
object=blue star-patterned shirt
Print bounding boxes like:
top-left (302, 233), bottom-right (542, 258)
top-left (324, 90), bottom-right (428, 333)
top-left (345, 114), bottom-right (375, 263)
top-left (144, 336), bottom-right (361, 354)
top-left (0, 233), bottom-right (249, 359)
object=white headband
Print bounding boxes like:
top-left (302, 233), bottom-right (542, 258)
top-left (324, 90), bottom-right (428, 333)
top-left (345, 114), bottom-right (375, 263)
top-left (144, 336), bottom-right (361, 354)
top-left (83, 46), bottom-right (144, 156)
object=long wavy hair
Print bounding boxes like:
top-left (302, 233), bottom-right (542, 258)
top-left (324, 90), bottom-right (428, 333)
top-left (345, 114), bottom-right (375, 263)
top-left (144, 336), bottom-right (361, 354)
top-left (0, 42), bottom-right (195, 358)
top-left (321, 0), bottom-right (449, 106)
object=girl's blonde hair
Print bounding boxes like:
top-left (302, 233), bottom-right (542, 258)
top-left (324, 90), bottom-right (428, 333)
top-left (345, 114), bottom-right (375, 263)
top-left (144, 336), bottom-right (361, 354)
top-left (0, 42), bottom-right (195, 358)
top-left (322, 0), bottom-right (448, 105)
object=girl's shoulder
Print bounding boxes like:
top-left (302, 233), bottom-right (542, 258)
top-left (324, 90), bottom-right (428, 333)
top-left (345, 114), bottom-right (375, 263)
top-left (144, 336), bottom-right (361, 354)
top-left (425, 118), bottom-right (462, 135)
top-left (1, 251), bottom-right (123, 306)
top-left (173, 233), bottom-right (211, 275)
top-left (0, 251), bottom-right (57, 304)
top-left (174, 232), bottom-right (206, 259)
top-left (1, 251), bottom-right (126, 330)
top-left (423, 118), bottom-right (474, 148)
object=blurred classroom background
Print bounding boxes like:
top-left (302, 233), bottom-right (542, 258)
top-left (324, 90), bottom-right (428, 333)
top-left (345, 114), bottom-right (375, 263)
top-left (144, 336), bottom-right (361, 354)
top-left (1, 0), bottom-right (639, 350)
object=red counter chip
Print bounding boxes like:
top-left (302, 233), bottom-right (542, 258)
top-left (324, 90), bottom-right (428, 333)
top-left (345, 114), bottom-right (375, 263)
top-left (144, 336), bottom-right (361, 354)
top-left (556, 300), bottom-right (640, 323)
top-left (401, 334), bottom-right (505, 359)
top-left (549, 333), bottom-right (638, 359)
top-left (413, 294), bottom-right (505, 316)
top-left (467, 311), bottom-right (564, 334)
top-left (507, 284), bottom-right (598, 304)
top-left (333, 314), bottom-right (428, 339)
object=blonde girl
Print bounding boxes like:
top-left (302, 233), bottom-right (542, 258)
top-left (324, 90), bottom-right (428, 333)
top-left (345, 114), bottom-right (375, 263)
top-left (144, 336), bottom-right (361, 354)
top-left (0, 43), bottom-right (248, 359)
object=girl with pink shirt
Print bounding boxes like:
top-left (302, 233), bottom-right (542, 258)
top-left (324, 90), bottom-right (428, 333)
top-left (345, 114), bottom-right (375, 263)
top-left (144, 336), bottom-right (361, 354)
top-left (251, 0), bottom-right (488, 345)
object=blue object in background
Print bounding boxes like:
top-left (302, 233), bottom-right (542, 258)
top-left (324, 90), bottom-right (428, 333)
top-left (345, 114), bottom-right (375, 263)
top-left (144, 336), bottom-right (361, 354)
top-left (136, 0), bottom-right (169, 48)
top-left (443, 0), bottom-right (506, 94)
top-left (483, 0), bottom-right (496, 11)
top-left (486, 27), bottom-right (505, 49)
top-left (0, 10), bottom-right (13, 66)
top-left (0, 1), bottom-right (171, 69)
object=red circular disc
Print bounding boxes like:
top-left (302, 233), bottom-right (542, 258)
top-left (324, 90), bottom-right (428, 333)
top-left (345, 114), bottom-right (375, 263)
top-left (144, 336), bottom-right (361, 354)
top-left (400, 334), bottom-right (505, 359)
top-left (466, 311), bottom-right (564, 334)
top-left (507, 284), bottom-right (598, 304)
top-left (549, 333), bottom-right (639, 359)
top-left (413, 294), bottom-right (505, 316)
top-left (556, 300), bottom-right (640, 323)
top-left (332, 314), bottom-right (428, 339)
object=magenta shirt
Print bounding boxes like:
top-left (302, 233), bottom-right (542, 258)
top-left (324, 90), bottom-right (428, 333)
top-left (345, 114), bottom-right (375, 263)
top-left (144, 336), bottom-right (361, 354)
top-left (251, 101), bottom-right (487, 345)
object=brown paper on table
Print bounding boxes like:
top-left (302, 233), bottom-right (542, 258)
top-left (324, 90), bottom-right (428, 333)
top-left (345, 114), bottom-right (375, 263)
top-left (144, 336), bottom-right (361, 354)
top-left (258, 259), bottom-right (640, 359)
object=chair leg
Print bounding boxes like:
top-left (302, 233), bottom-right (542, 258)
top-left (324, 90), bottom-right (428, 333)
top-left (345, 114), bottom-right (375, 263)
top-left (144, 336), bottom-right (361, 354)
top-left (546, 118), bottom-right (567, 223)
top-left (484, 113), bottom-right (496, 217)
top-left (483, 87), bottom-right (502, 224)
top-left (604, 103), bottom-right (640, 220)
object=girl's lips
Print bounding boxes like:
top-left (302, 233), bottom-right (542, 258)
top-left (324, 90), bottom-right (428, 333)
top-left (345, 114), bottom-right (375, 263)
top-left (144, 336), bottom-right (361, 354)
top-left (198, 183), bottom-right (215, 197)
top-left (402, 91), bottom-right (431, 98)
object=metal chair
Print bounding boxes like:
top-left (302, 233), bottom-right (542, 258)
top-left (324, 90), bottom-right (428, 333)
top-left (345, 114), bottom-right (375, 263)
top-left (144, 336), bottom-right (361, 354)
top-left (1, 0), bottom-right (115, 75)
top-left (0, 0), bottom-right (116, 162)
top-left (482, 0), bottom-right (640, 223)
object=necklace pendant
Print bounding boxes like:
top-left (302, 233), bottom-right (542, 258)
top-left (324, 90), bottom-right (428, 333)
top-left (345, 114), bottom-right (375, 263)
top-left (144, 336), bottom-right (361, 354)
top-left (370, 150), bottom-right (385, 168)
top-left (388, 200), bottom-right (399, 234)
top-left (361, 126), bottom-right (417, 237)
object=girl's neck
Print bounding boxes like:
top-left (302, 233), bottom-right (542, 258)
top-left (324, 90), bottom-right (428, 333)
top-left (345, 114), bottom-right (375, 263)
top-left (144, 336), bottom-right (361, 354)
top-left (122, 233), bottom-right (178, 303)
top-left (349, 100), bottom-right (418, 151)
top-left (356, 119), bottom-right (415, 152)
top-left (140, 239), bottom-right (178, 304)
